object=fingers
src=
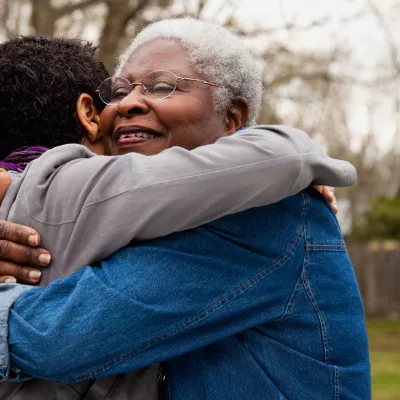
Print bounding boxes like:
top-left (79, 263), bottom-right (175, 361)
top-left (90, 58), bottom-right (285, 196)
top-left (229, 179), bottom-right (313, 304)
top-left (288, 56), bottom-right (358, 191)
top-left (0, 169), bottom-right (11, 206)
top-left (322, 186), bottom-right (338, 215)
top-left (0, 220), bottom-right (41, 246)
top-left (331, 199), bottom-right (338, 215)
top-left (0, 260), bottom-right (42, 284)
top-left (313, 186), bottom-right (338, 214)
top-left (0, 195), bottom-right (50, 283)
top-left (0, 275), bottom-right (17, 283)
top-left (0, 240), bottom-right (51, 267)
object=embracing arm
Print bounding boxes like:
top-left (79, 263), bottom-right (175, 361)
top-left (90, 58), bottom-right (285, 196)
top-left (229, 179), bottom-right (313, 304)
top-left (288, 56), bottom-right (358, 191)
top-left (5, 230), bottom-right (305, 383)
top-left (11, 125), bottom-right (354, 278)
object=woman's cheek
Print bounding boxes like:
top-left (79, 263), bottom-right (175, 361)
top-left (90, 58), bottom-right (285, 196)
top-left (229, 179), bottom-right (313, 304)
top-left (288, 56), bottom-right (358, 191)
top-left (99, 106), bottom-right (117, 138)
top-left (102, 135), bottom-right (115, 156)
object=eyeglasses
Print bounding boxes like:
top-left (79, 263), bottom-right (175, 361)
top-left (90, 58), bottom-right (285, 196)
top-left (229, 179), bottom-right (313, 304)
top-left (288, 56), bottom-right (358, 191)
top-left (97, 70), bottom-right (223, 105)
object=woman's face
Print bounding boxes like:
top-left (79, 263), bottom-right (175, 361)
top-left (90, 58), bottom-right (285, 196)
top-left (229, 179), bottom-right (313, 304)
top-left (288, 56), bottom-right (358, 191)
top-left (100, 39), bottom-right (230, 156)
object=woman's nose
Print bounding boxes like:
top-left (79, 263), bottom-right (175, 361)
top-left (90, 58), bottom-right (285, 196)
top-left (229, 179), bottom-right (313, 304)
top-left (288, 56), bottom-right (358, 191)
top-left (117, 85), bottom-right (150, 117)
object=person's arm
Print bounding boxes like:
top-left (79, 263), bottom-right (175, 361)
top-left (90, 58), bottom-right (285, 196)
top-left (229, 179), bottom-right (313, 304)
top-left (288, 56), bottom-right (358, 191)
top-left (0, 186), bottom-right (337, 284)
top-left (7, 125), bottom-right (354, 280)
top-left (4, 223), bottom-right (306, 383)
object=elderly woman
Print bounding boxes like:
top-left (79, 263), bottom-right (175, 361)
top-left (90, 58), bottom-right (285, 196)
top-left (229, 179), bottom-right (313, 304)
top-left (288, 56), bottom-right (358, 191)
top-left (0, 19), bottom-right (369, 400)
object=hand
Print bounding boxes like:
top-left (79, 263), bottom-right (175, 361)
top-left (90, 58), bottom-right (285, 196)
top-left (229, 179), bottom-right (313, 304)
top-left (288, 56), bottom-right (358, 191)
top-left (313, 185), bottom-right (338, 214)
top-left (0, 221), bottom-right (51, 283)
top-left (0, 171), bottom-right (51, 284)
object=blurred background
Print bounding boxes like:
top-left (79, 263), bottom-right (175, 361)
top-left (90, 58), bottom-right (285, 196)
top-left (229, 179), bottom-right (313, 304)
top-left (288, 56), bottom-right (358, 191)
top-left (1, 0), bottom-right (399, 397)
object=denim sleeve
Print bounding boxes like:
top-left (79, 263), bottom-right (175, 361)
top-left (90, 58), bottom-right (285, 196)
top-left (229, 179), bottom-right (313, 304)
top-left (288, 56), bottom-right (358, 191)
top-left (0, 283), bottom-right (33, 382)
top-left (5, 222), bottom-right (305, 384)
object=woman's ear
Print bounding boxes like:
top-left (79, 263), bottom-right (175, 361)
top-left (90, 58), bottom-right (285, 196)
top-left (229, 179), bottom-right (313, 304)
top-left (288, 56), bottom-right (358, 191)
top-left (76, 94), bottom-right (105, 155)
top-left (225, 97), bottom-right (249, 135)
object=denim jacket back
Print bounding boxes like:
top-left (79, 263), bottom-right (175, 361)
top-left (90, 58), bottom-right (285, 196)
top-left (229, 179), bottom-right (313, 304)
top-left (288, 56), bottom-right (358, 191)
top-left (165, 189), bottom-right (370, 399)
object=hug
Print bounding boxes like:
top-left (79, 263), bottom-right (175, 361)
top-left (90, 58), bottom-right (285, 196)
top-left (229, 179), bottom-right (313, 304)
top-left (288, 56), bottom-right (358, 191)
top-left (0, 18), bottom-right (370, 400)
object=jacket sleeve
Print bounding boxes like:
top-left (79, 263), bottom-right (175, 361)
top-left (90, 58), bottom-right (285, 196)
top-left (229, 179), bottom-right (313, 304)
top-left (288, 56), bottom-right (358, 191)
top-left (17, 125), bottom-right (356, 278)
top-left (5, 219), bottom-right (305, 383)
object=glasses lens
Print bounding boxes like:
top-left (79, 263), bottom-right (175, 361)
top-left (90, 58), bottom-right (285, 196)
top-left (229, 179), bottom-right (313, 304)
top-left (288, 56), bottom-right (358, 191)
top-left (141, 71), bottom-right (177, 99)
top-left (98, 77), bottom-right (131, 105)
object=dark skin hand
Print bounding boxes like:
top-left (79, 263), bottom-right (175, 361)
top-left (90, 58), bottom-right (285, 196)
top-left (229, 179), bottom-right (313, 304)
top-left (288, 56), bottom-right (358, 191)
top-left (0, 169), bottom-right (51, 284)
top-left (0, 174), bottom-right (336, 285)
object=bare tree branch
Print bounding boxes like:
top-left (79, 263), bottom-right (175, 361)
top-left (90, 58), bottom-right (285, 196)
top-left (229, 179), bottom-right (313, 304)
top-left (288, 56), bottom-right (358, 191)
top-left (368, 0), bottom-right (400, 74)
top-left (197, 0), bottom-right (207, 17)
top-left (97, 0), bottom-right (150, 71)
top-left (265, 71), bottom-right (398, 89)
top-left (0, 0), bottom-right (13, 38)
top-left (368, 0), bottom-right (400, 149)
top-left (233, 12), bottom-right (364, 37)
top-left (55, 0), bottom-right (105, 19)
top-left (121, 0), bottom-right (148, 25)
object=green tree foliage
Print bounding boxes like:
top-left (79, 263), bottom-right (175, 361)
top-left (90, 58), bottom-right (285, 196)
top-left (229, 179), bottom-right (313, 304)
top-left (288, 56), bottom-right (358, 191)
top-left (352, 196), bottom-right (400, 241)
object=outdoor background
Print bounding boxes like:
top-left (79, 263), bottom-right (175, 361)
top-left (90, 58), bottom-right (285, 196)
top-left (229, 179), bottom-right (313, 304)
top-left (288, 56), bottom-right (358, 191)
top-left (1, 0), bottom-right (399, 398)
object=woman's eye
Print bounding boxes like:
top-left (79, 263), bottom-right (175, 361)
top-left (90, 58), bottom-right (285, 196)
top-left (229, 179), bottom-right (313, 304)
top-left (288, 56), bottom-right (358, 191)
top-left (150, 82), bottom-right (175, 92)
top-left (111, 87), bottom-right (130, 99)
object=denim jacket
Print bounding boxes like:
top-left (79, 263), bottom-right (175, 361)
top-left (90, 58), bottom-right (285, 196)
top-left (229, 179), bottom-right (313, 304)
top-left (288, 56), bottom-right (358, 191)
top-left (0, 189), bottom-right (370, 399)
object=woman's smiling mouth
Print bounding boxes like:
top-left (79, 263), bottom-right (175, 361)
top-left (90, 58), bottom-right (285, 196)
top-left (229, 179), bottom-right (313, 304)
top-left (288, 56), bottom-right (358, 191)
top-left (115, 125), bottom-right (163, 147)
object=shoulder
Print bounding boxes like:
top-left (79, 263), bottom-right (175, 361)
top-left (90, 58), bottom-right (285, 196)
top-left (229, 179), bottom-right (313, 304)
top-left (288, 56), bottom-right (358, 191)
top-left (13, 145), bottom-right (98, 224)
top-left (28, 144), bottom-right (96, 172)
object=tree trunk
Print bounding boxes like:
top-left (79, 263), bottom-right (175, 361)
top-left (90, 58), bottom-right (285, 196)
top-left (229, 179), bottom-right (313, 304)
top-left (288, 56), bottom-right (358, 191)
top-left (97, 0), bottom-right (135, 73)
top-left (30, 0), bottom-right (57, 37)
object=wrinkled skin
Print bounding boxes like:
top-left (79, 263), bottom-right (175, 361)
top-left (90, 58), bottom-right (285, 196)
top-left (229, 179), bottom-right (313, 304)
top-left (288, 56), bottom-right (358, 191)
top-left (101, 39), bottom-right (244, 157)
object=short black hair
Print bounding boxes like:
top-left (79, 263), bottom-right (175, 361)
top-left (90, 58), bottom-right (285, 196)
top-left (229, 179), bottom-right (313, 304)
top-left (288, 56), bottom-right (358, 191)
top-left (0, 36), bottom-right (110, 159)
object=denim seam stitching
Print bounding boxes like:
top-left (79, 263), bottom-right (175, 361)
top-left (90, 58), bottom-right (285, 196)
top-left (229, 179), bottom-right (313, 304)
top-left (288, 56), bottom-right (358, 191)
top-left (302, 266), bottom-right (331, 363)
top-left (67, 226), bottom-right (305, 383)
top-left (334, 366), bottom-right (340, 400)
top-left (281, 192), bottom-right (308, 319)
top-left (300, 192), bottom-right (310, 241)
top-left (301, 191), bottom-right (332, 364)
top-left (281, 272), bottom-right (303, 319)
top-left (306, 244), bottom-right (345, 247)
top-left (305, 244), bottom-right (346, 252)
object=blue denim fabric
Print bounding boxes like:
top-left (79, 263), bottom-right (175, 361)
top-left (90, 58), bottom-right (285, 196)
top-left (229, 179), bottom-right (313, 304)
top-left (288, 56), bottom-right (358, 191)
top-left (2, 189), bottom-right (370, 399)
top-left (0, 283), bottom-right (31, 382)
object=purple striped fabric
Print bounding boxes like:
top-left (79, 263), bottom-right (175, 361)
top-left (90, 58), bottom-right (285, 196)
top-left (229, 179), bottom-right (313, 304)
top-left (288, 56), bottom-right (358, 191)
top-left (0, 146), bottom-right (48, 173)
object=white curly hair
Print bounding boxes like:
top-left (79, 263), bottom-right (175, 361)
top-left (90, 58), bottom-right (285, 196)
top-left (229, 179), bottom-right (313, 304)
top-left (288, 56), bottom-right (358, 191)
top-left (116, 18), bottom-right (262, 127)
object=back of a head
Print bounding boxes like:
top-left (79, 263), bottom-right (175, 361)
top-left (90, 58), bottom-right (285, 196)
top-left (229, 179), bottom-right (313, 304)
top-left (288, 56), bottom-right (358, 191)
top-left (0, 36), bottom-right (109, 159)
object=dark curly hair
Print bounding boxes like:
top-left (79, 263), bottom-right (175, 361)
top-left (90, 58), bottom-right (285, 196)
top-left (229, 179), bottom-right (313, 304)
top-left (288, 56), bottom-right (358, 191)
top-left (0, 36), bottom-right (109, 159)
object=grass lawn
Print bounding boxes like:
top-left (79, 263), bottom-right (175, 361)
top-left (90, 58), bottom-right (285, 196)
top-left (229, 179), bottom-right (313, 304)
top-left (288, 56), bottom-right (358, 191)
top-left (367, 320), bottom-right (400, 400)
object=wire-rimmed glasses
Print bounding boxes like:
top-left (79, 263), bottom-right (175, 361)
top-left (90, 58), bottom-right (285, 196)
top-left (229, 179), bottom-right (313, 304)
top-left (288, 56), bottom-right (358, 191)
top-left (97, 70), bottom-right (223, 105)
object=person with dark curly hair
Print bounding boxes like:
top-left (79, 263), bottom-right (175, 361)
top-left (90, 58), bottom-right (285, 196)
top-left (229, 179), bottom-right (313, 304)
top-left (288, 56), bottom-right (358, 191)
top-left (0, 36), bottom-right (109, 162)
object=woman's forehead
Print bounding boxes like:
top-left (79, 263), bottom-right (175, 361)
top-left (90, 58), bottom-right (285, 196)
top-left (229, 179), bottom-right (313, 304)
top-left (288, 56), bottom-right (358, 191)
top-left (119, 39), bottom-right (196, 80)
